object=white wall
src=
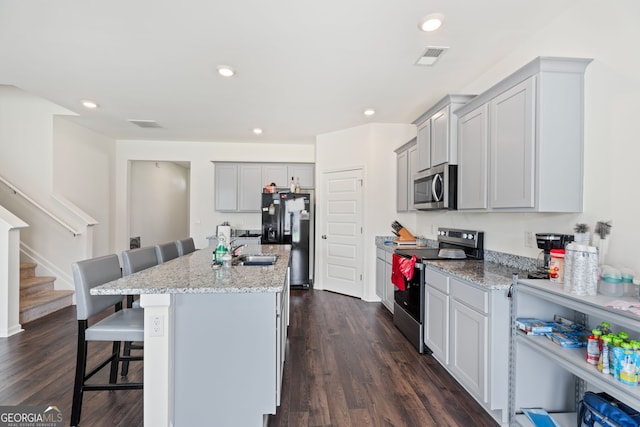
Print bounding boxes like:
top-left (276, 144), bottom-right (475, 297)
top-left (115, 140), bottom-right (315, 252)
top-left (130, 161), bottom-right (189, 247)
top-left (316, 123), bottom-right (416, 301)
top-left (53, 117), bottom-right (115, 256)
top-left (410, 1), bottom-right (640, 274)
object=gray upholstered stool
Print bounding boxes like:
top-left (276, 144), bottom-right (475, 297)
top-left (70, 254), bottom-right (143, 427)
top-left (176, 237), bottom-right (196, 256)
top-left (155, 241), bottom-right (179, 263)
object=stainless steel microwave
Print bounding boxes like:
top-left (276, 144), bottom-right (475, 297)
top-left (413, 163), bottom-right (457, 210)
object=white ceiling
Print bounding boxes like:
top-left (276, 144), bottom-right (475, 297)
top-left (0, 0), bottom-right (576, 144)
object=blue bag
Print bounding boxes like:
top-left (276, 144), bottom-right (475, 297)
top-left (578, 392), bottom-right (640, 427)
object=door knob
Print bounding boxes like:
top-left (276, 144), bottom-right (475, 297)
top-left (321, 235), bottom-right (327, 239)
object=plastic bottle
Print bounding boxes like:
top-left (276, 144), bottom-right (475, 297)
top-left (597, 321), bottom-right (612, 336)
top-left (586, 329), bottom-right (601, 365)
top-left (289, 177), bottom-right (296, 192)
top-left (215, 236), bottom-right (228, 264)
top-left (295, 177), bottom-right (301, 193)
top-left (600, 335), bottom-right (611, 374)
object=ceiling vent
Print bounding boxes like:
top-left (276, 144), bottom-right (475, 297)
top-left (415, 46), bottom-right (448, 66)
top-left (128, 119), bottom-right (162, 129)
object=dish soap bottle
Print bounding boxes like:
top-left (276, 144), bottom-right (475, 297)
top-left (215, 236), bottom-right (228, 264)
top-left (289, 176), bottom-right (295, 193)
top-left (295, 176), bottom-right (301, 193)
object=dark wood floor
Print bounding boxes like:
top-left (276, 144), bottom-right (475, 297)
top-left (0, 290), bottom-right (498, 426)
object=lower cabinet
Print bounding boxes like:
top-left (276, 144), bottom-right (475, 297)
top-left (423, 266), bottom-right (511, 425)
top-left (375, 248), bottom-right (394, 313)
top-left (424, 269), bottom-right (449, 364)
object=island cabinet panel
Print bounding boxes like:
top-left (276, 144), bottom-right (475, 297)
top-left (173, 290), bottom-right (287, 426)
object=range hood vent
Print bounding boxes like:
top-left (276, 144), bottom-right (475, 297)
top-left (415, 46), bottom-right (448, 66)
top-left (128, 119), bottom-right (163, 129)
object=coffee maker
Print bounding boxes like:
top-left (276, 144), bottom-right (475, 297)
top-left (528, 233), bottom-right (574, 279)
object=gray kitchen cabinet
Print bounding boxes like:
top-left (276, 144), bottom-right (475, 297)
top-left (424, 268), bottom-right (450, 364)
top-left (215, 163), bottom-right (239, 211)
top-left (215, 162), bottom-right (315, 212)
top-left (287, 164), bottom-right (314, 188)
top-left (238, 164), bottom-right (263, 211)
top-left (262, 164), bottom-right (289, 188)
top-left (457, 105), bottom-right (488, 209)
top-left (455, 56), bottom-right (592, 212)
top-left (489, 78), bottom-right (535, 209)
top-left (375, 248), bottom-right (393, 313)
top-left (422, 266), bottom-right (511, 425)
top-left (416, 120), bottom-right (431, 172)
top-left (395, 138), bottom-right (417, 212)
top-left (414, 95), bottom-right (475, 172)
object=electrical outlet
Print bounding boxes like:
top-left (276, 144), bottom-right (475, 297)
top-left (150, 314), bottom-right (164, 337)
top-left (524, 231), bottom-right (535, 248)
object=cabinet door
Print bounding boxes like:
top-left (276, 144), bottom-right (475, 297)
top-left (238, 164), bottom-right (262, 212)
top-left (489, 77), bottom-right (535, 209)
top-left (375, 255), bottom-right (385, 301)
top-left (457, 105), bottom-right (488, 209)
top-left (450, 299), bottom-right (487, 402)
top-left (396, 150), bottom-right (408, 212)
top-left (215, 164), bottom-right (238, 211)
top-left (288, 164), bottom-right (314, 188)
top-left (407, 145), bottom-right (418, 211)
top-left (431, 106), bottom-right (450, 167)
top-left (263, 164), bottom-right (288, 189)
top-left (425, 285), bottom-right (449, 364)
top-left (416, 121), bottom-right (431, 172)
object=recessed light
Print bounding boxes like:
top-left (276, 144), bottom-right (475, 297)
top-left (81, 100), bottom-right (98, 109)
top-left (419, 13), bottom-right (445, 32)
top-left (217, 65), bottom-right (235, 77)
top-left (364, 109), bottom-right (376, 116)
top-left (253, 128), bottom-right (263, 135)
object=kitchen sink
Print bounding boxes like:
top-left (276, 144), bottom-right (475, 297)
top-left (235, 254), bottom-right (278, 266)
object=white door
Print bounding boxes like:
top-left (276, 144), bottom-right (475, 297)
top-left (320, 169), bottom-right (363, 298)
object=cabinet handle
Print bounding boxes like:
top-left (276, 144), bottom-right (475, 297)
top-left (321, 235), bottom-right (327, 239)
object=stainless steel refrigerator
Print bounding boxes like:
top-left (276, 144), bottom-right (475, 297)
top-left (261, 192), bottom-right (313, 288)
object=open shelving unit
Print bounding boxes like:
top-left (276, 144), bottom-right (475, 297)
top-left (511, 278), bottom-right (640, 427)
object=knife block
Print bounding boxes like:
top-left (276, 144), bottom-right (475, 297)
top-left (396, 227), bottom-right (416, 242)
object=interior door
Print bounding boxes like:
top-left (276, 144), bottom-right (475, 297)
top-left (320, 169), bottom-right (363, 298)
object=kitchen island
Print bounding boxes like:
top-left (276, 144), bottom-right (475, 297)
top-left (91, 245), bottom-right (291, 427)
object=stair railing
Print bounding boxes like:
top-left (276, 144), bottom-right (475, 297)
top-left (0, 175), bottom-right (81, 236)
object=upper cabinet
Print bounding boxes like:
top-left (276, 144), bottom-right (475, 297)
top-left (414, 95), bottom-right (476, 172)
top-left (214, 162), bottom-right (315, 212)
top-left (455, 57), bottom-right (592, 212)
top-left (395, 138), bottom-right (417, 212)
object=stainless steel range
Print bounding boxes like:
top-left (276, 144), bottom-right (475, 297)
top-left (393, 228), bottom-right (484, 353)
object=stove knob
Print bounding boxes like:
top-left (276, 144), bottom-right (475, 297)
top-left (462, 233), bottom-right (469, 239)
top-left (467, 234), bottom-right (475, 240)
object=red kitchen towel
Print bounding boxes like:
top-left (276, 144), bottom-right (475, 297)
top-left (391, 254), bottom-right (416, 290)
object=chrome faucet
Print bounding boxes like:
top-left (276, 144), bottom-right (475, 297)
top-left (230, 243), bottom-right (247, 256)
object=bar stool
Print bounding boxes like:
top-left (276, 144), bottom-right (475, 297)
top-left (70, 254), bottom-right (144, 427)
top-left (120, 246), bottom-right (158, 375)
top-left (155, 241), bottom-right (179, 263)
top-left (176, 237), bottom-right (196, 256)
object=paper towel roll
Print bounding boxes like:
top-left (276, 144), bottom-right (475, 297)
top-left (217, 225), bottom-right (231, 245)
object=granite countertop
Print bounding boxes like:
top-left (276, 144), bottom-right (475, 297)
top-left (90, 244), bottom-right (291, 295)
top-left (375, 236), bottom-right (531, 290)
top-left (424, 260), bottom-right (522, 290)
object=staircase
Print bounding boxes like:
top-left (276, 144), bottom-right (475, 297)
top-left (20, 262), bottom-right (74, 324)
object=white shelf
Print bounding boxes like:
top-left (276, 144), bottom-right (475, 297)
top-left (514, 412), bottom-right (575, 427)
top-left (513, 278), bottom-right (640, 423)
